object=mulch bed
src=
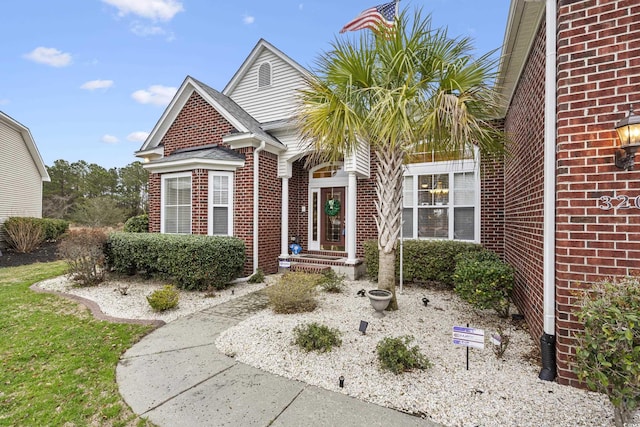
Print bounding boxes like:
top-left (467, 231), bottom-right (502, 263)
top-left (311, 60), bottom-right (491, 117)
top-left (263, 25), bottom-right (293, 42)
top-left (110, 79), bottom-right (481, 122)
top-left (0, 241), bottom-right (62, 268)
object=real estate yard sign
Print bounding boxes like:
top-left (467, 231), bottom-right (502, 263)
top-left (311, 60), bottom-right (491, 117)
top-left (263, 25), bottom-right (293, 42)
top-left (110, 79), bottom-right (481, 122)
top-left (453, 325), bottom-right (485, 370)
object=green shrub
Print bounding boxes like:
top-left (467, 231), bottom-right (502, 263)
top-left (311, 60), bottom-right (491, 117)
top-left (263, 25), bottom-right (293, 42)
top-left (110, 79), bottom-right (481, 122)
top-left (574, 277), bottom-right (640, 427)
top-left (2, 217), bottom-right (44, 253)
top-left (376, 335), bottom-right (431, 374)
top-left (2, 217), bottom-right (69, 250)
top-left (146, 285), bottom-right (179, 312)
top-left (123, 214), bottom-right (148, 233)
top-left (105, 233), bottom-right (246, 290)
top-left (265, 272), bottom-right (320, 314)
top-left (292, 322), bottom-right (342, 353)
top-left (39, 218), bottom-right (69, 240)
top-left (248, 268), bottom-right (265, 284)
top-left (453, 250), bottom-right (514, 318)
top-left (364, 239), bottom-right (483, 287)
top-left (318, 269), bottom-right (345, 293)
top-left (57, 228), bottom-right (108, 286)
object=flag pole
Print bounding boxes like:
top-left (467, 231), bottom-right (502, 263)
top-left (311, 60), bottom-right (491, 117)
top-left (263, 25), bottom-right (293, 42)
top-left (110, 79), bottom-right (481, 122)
top-left (395, 0), bottom-right (399, 18)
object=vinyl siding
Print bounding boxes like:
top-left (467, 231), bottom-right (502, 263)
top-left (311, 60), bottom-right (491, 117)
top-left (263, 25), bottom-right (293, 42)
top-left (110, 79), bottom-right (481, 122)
top-left (344, 142), bottom-right (371, 178)
top-left (0, 121), bottom-right (44, 246)
top-left (273, 129), bottom-right (306, 177)
top-left (228, 50), bottom-right (307, 123)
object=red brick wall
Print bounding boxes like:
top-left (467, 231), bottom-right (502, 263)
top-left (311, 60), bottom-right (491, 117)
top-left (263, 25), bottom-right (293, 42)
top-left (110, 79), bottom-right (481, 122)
top-left (192, 169), bottom-right (208, 234)
top-left (148, 173), bottom-right (161, 232)
top-left (356, 151), bottom-right (380, 258)
top-left (289, 159), bottom-right (309, 248)
top-left (162, 91), bottom-right (235, 156)
top-left (235, 147), bottom-right (254, 276)
top-left (554, 0), bottom-right (640, 386)
top-left (503, 19), bottom-right (547, 346)
top-left (258, 151), bottom-right (281, 274)
top-left (481, 142), bottom-right (505, 256)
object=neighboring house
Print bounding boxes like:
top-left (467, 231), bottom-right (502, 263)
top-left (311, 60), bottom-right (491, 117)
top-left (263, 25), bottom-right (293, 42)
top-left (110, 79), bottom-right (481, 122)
top-left (136, 39), bottom-right (492, 279)
top-left (0, 111), bottom-right (50, 248)
top-left (497, 0), bottom-right (640, 386)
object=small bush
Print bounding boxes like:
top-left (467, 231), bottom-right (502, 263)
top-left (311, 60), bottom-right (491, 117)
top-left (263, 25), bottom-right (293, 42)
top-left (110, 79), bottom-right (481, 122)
top-left (57, 228), bottom-right (108, 286)
top-left (248, 268), bottom-right (265, 284)
top-left (39, 218), bottom-right (69, 240)
top-left (2, 217), bottom-right (44, 253)
top-left (318, 269), bottom-right (344, 293)
top-left (376, 335), bottom-right (431, 374)
top-left (123, 214), bottom-right (148, 233)
top-left (147, 285), bottom-right (179, 312)
top-left (490, 327), bottom-right (511, 360)
top-left (292, 322), bottom-right (342, 353)
top-left (453, 250), bottom-right (514, 318)
top-left (574, 277), bottom-right (640, 427)
top-left (266, 272), bottom-right (321, 314)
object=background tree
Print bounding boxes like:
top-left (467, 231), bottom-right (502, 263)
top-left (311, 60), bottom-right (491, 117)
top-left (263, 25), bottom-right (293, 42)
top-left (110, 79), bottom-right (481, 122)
top-left (43, 160), bottom-right (148, 222)
top-left (298, 9), bottom-right (505, 309)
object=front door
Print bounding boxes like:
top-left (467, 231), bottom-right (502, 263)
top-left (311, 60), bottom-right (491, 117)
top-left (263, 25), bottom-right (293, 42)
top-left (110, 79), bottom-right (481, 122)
top-left (320, 187), bottom-right (345, 251)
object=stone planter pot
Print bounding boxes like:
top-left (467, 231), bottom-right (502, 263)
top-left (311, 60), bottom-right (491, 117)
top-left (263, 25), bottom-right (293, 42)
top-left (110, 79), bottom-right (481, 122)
top-left (366, 289), bottom-right (393, 318)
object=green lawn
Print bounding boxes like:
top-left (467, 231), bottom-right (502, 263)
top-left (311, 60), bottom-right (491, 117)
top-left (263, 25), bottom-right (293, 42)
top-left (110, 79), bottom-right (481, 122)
top-left (0, 261), bottom-right (154, 427)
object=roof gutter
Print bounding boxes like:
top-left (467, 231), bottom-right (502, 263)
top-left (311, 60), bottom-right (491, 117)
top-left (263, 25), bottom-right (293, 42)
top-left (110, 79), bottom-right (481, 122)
top-left (540, 0), bottom-right (557, 381)
top-left (253, 140), bottom-right (266, 274)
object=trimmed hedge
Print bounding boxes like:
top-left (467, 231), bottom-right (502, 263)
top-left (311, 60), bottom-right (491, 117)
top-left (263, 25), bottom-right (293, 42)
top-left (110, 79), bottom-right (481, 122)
top-left (364, 239), bottom-right (484, 288)
top-left (105, 232), bottom-right (246, 290)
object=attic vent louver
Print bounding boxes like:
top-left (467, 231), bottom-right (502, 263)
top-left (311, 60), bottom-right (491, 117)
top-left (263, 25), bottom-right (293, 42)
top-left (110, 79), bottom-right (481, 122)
top-left (258, 62), bottom-right (271, 88)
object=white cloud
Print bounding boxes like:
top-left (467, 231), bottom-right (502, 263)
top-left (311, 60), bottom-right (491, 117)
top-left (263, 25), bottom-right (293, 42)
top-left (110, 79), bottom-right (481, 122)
top-left (80, 79), bottom-right (114, 90)
top-left (101, 134), bottom-right (119, 144)
top-left (131, 85), bottom-right (177, 106)
top-left (23, 47), bottom-right (72, 67)
top-left (127, 131), bottom-right (150, 142)
top-left (0, 99), bottom-right (9, 105)
top-left (102, 0), bottom-right (184, 21)
top-left (243, 15), bottom-right (255, 25)
top-left (130, 21), bottom-right (165, 36)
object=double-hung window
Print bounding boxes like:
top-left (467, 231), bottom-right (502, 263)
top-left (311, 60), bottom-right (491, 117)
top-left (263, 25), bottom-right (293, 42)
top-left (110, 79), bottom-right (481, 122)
top-left (402, 150), bottom-right (479, 241)
top-left (209, 171), bottom-right (233, 236)
top-left (162, 173), bottom-right (192, 234)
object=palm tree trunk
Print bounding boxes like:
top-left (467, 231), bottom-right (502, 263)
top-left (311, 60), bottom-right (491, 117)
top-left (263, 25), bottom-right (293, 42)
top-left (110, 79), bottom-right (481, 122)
top-left (374, 146), bottom-right (404, 310)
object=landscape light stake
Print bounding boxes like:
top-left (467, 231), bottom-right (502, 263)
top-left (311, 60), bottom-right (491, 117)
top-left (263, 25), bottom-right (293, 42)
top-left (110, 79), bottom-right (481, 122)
top-left (339, 376), bottom-right (345, 388)
top-left (359, 320), bottom-right (368, 335)
top-left (422, 297), bottom-right (429, 307)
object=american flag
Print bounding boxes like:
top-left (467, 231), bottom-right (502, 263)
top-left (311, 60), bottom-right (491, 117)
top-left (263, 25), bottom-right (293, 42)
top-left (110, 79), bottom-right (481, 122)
top-left (340, 1), bottom-right (396, 33)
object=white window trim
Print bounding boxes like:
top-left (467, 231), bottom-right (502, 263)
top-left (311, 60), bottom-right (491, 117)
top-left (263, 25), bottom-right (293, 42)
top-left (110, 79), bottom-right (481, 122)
top-left (208, 171), bottom-right (234, 236)
top-left (403, 155), bottom-right (480, 242)
top-left (161, 172), bottom-right (192, 235)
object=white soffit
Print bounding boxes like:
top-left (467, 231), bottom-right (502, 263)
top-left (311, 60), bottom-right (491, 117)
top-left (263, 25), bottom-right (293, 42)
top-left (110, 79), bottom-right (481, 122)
top-left (496, 0), bottom-right (546, 116)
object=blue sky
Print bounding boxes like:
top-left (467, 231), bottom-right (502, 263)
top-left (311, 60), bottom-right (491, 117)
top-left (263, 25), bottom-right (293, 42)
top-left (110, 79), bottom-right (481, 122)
top-left (1, 0), bottom-right (510, 169)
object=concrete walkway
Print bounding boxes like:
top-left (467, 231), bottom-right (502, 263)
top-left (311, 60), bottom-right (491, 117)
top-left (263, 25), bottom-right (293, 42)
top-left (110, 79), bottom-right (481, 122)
top-left (117, 291), bottom-right (440, 427)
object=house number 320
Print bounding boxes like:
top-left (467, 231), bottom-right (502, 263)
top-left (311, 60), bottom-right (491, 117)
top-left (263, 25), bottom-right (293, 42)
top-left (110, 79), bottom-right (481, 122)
top-left (598, 195), bottom-right (640, 211)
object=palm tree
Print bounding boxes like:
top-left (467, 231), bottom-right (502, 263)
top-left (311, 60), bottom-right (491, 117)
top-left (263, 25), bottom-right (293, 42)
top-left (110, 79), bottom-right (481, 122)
top-left (298, 9), bottom-right (506, 309)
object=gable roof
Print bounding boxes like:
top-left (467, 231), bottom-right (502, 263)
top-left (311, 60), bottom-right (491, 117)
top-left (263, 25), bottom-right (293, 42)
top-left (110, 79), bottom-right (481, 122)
top-left (496, 0), bottom-right (546, 116)
top-left (223, 38), bottom-right (310, 96)
top-left (137, 75), bottom-right (284, 157)
top-left (0, 111), bottom-right (50, 182)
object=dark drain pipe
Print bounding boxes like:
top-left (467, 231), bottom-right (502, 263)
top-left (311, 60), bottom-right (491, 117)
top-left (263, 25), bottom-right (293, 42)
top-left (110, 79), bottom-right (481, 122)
top-left (539, 333), bottom-right (556, 381)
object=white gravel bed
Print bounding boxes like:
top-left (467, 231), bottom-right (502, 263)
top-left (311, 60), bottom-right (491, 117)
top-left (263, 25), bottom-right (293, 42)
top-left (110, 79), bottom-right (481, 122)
top-left (36, 275), bottom-right (268, 323)
top-left (216, 280), bottom-right (635, 427)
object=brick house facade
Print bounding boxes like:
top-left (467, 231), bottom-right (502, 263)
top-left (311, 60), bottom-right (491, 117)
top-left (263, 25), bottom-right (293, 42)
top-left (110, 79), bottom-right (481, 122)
top-left (137, 39), bottom-right (498, 281)
top-left (498, 0), bottom-right (640, 385)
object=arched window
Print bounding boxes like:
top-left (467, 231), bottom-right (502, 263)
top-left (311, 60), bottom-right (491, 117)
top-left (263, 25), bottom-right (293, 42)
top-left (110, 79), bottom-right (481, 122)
top-left (258, 62), bottom-right (271, 88)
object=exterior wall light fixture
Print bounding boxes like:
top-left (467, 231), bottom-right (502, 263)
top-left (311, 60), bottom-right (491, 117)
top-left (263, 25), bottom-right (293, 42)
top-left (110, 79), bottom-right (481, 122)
top-left (614, 105), bottom-right (640, 171)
